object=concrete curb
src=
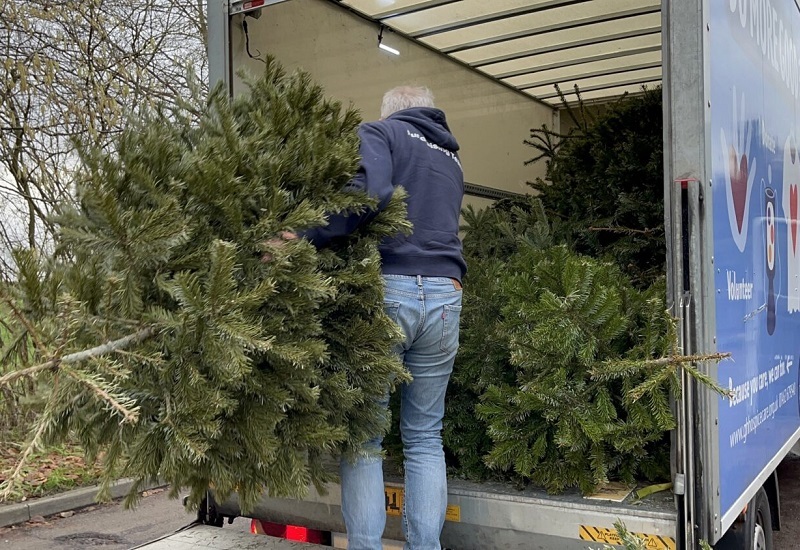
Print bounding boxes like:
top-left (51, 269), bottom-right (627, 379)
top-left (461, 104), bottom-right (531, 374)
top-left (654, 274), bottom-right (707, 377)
top-left (0, 478), bottom-right (167, 528)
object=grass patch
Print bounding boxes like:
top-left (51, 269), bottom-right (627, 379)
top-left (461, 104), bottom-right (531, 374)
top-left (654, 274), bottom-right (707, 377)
top-left (0, 295), bottom-right (93, 504)
top-left (0, 442), bottom-right (104, 503)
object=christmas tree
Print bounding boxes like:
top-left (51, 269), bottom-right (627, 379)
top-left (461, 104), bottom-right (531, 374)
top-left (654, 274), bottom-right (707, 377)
top-left (442, 197), bottom-right (551, 480)
top-left (477, 245), bottom-right (676, 492)
top-left (3, 58), bottom-right (411, 512)
top-left (442, 197), bottom-right (725, 492)
top-left (526, 87), bottom-right (664, 289)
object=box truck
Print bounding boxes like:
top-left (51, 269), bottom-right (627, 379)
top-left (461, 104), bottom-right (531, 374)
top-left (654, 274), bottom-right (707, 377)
top-left (140, 1), bottom-right (800, 548)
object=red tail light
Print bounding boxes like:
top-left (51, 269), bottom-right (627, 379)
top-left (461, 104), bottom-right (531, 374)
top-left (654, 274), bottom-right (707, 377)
top-left (250, 519), bottom-right (326, 544)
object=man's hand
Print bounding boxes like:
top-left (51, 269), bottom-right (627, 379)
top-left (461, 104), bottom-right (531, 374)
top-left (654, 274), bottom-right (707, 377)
top-left (261, 231), bottom-right (298, 262)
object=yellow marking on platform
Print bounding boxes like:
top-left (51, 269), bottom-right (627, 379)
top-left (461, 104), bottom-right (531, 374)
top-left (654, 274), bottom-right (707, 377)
top-left (384, 486), bottom-right (461, 522)
top-left (578, 525), bottom-right (676, 549)
top-left (444, 504), bottom-right (461, 522)
top-left (385, 486), bottom-right (403, 517)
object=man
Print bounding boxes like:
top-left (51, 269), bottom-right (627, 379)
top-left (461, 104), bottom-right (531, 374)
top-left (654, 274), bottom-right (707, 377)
top-left (303, 86), bottom-right (466, 550)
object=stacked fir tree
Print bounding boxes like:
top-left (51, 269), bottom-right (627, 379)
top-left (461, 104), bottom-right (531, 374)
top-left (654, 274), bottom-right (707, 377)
top-left (6, 59), bottom-right (411, 511)
top-left (442, 198), bottom-right (676, 491)
top-left (442, 90), bottom-right (721, 493)
top-left (527, 87), bottom-right (664, 289)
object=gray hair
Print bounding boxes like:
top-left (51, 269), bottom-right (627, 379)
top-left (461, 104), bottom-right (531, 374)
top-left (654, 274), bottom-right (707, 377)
top-left (380, 86), bottom-right (435, 119)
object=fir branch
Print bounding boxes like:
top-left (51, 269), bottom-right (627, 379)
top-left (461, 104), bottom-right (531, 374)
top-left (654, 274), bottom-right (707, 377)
top-left (557, 83), bottom-right (587, 133)
top-left (624, 353), bottom-right (733, 403)
top-left (0, 329), bottom-right (29, 365)
top-left (0, 362), bottom-right (58, 384)
top-left (587, 226), bottom-right (660, 236)
top-left (112, 348), bottom-right (165, 364)
top-left (637, 352), bottom-right (731, 368)
top-left (0, 286), bottom-right (45, 352)
top-left (603, 520), bottom-right (648, 550)
top-left (598, 352), bottom-right (730, 373)
top-left (0, 327), bottom-right (155, 386)
top-left (0, 373), bottom-right (61, 502)
top-left (523, 124), bottom-right (569, 165)
top-left (676, 361), bottom-right (734, 399)
top-left (62, 366), bottom-right (140, 424)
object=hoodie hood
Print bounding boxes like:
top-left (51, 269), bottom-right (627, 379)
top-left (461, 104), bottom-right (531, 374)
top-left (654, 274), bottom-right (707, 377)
top-left (387, 107), bottom-right (459, 152)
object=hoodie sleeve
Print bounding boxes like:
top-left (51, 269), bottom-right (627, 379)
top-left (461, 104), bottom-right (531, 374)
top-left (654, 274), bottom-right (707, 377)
top-left (301, 122), bottom-right (395, 248)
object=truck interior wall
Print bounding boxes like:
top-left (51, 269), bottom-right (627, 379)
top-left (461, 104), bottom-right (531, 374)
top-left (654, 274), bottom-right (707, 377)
top-left (228, 0), bottom-right (555, 209)
top-left (462, 196), bottom-right (495, 213)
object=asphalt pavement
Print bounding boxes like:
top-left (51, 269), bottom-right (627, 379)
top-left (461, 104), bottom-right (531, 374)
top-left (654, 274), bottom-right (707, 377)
top-left (0, 488), bottom-right (249, 550)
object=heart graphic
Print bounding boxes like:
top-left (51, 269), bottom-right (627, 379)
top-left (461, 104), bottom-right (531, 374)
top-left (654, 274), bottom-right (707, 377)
top-left (791, 184), bottom-right (798, 254)
top-left (721, 88), bottom-right (756, 253)
top-left (730, 147), bottom-right (749, 233)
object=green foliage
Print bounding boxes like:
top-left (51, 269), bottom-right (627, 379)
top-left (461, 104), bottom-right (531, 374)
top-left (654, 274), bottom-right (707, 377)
top-left (6, 58), bottom-right (411, 512)
top-left (477, 245), bottom-right (674, 493)
top-left (527, 88), bottom-right (665, 289)
top-left (0, 292), bottom-right (37, 433)
top-left (443, 197), bottom-right (551, 480)
top-left (588, 521), bottom-right (713, 550)
top-left (444, 197), bottom-right (678, 492)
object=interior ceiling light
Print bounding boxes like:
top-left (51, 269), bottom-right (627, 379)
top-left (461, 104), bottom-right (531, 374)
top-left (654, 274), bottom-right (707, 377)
top-left (378, 25), bottom-right (400, 56)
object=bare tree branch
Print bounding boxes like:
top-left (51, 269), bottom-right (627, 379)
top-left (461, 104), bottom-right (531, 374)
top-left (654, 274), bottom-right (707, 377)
top-left (0, 0), bottom-right (208, 267)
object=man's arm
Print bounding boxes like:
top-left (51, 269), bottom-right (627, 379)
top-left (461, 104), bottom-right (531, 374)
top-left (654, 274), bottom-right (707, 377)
top-left (302, 123), bottom-right (395, 248)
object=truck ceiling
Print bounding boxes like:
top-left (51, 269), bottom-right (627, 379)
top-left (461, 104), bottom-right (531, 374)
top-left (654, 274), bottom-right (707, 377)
top-left (333, 0), bottom-right (662, 105)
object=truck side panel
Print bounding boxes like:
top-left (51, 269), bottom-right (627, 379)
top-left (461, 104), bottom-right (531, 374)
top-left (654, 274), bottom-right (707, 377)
top-left (709, 0), bottom-right (800, 534)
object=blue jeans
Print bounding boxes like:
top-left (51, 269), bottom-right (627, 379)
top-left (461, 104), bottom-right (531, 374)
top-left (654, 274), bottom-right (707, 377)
top-left (340, 275), bottom-right (463, 550)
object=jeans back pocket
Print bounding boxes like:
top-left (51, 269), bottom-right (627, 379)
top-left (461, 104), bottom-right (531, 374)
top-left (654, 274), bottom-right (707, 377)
top-left (384, 301), bottom-right (401, 324)
top-left (440, 304), bottom-right (462, 353)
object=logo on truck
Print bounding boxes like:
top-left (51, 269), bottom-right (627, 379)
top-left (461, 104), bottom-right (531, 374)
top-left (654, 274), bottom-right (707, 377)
top-left (721, 87), bottom-right (757, 253)
top-left (782, 134), bottom-right (800, 312)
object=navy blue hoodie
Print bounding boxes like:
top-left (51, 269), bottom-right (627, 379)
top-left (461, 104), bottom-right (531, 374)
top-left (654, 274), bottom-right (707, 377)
top-left (303, 107), bottom-right (467, 282)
